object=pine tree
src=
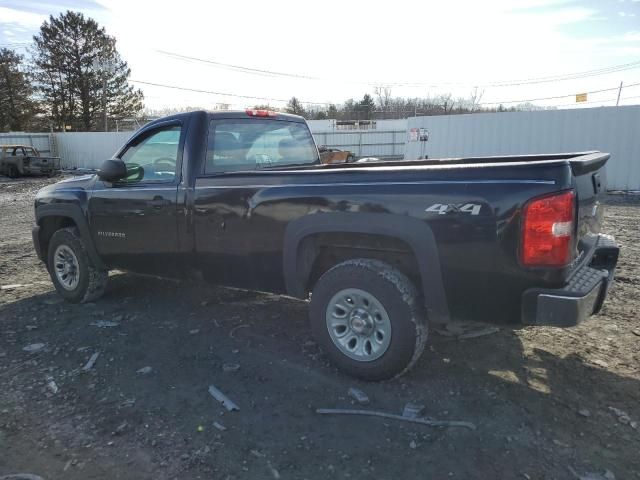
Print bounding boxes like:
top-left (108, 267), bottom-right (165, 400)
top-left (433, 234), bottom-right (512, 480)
top-left (31, 11), bottom-right (143, 131)
top-left (284, 97), bottom-right (306, 117)
top-left (360, 94), bottom-right (376, 120)
top-left (0, 48), bottom-right (37, 132)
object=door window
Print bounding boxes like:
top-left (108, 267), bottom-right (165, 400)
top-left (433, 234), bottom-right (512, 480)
top-left (119, 125), bottom-right (181, 182)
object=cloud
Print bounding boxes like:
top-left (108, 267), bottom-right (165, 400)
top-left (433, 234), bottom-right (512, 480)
top-left (2, 0), bottom-right (638, 109)
top-left (0, 7), bottom-right (46, 27)
top-left (622, 31), bottom-right (640, 41)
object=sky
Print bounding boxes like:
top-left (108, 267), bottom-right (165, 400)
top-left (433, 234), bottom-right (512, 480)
top-left (1, 0), bottom-right (640, 112)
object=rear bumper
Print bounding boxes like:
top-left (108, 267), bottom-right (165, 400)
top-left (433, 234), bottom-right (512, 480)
top-left (522, 234), bottom-right (619, 327)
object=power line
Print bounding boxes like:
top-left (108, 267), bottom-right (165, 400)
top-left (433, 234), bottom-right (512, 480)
top-left (478, 81), bottom-right (640, 105)
top-left (157, 49), bottom-right (640, 89)
top-left (129, 79), bottom-right (330, 105)
top-left (550, 94), bottom-right (640, 108)
top-left (480, 60), bottom-right (640, 87)
top-left (130, 77), bottom-right (640, 110)
top-left (157, 50), bottom-right (321, 81)
top-left (0, 42), bottom-right (30, 49)
top-left (372, 60), bottom-right (640, 88)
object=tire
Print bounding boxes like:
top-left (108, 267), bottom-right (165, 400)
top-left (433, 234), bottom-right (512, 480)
top-left (309, 259), bottom-right (427, 381)
top-left (7, 165), bottom-right (19, 178)
top-left (47, 227), bottom-right (108, 303)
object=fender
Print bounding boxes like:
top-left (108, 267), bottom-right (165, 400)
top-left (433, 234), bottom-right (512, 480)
top-left (283, 212), bottom-right (451, 324)
top-left (35, 204), bottom-right (106, 270)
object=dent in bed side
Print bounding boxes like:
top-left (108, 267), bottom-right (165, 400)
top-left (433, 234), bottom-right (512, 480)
top-left (283, 212), bottom-right (451, 324)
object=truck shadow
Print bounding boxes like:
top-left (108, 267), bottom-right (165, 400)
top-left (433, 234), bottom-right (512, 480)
top-left (1, 272), bottom-right (638, 478)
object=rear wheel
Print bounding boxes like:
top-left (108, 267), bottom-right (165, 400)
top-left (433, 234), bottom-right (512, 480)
top-left (309, 259), bottom-right (427, 381)
top-left (47, 227), bottom-right (108, 303)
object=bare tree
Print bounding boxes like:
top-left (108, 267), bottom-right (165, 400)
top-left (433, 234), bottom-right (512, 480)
top-left (438, 93), bottom-right (455, 114)
top-left (469, 86), bottom-right (484, 112)
top-left (374, 86), bottom-right (393, 115)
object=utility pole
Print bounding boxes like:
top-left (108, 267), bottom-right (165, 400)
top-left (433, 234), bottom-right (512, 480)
top-left (616, 81), bottom-right (623, 106)
top-left (103, 74), bottom-right (108, 132)
top-left (93, 57), bottom-right (114, 131)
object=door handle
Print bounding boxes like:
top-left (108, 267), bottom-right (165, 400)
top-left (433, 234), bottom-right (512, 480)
top-left (150, 197), bottom-right (171, 209)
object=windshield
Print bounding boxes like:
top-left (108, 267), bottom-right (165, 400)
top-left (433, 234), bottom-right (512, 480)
top-left (205, 119), bottom-right (319, 174)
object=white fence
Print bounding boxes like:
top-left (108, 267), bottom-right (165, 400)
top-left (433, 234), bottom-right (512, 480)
top-left (3, 106), bottom-right (639, 189)
top-left (312, 130), bottom-right (406, 159)
top-left (307, 119), bottom-right (408, 131)
top-left (55, 132), bottom-right (132, 169)
top-left (308, 119), bottom-right (407, 159)
top-left (405, 106), bottom-right (640, 191)
top-left (0, 131), bottom-right (131, 169)
top-left (0, 133), bottom-right (54, 156)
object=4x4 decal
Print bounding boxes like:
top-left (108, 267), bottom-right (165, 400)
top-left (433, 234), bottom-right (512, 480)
top-left (425, 203), bottom-right (482, 215)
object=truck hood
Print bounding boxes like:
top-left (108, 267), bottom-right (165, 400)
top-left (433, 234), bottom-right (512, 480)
top-left (35, 174), bottom-right (96, 206)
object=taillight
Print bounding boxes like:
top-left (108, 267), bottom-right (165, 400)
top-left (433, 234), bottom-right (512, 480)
top-left (246, 109), bottom-right (277, 117)
top-left (521, 190), bottom-right (575, 267)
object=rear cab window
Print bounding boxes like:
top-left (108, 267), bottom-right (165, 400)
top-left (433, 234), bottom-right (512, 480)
top-left (204, 118), bottom-right (319, 174)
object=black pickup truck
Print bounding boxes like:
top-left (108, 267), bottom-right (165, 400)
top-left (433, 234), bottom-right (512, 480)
top-left (32, 110), bottom-right (619, 380)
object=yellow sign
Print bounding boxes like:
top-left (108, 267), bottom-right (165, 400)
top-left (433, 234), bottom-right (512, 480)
top-left (576, 93), bottom-right (588, 103)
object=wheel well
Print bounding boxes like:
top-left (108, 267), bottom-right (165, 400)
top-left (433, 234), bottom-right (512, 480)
top-left (38, 216), bottom-right (77, 259)
top-left (301, 232), bottom-right (422, 295)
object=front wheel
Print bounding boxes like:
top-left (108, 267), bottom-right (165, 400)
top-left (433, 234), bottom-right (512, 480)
top-left (309, 259), bottom-right (427, 381)
top-left (47, 227), bottom-right (108, 303)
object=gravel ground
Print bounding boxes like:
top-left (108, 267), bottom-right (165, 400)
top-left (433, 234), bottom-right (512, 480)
top-left (1, 176), bottom-right (638, 480)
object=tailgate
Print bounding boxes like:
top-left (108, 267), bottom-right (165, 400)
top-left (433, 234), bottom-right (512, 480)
top-left (570, 152), bottom-right (609, 264)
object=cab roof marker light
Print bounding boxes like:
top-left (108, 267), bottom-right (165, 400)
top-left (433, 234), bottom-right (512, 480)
top-left (246, 109), bottom-right (278, 117)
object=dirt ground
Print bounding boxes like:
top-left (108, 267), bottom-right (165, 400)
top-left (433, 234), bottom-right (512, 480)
top-left (1, 176), bottom-right (638, 480)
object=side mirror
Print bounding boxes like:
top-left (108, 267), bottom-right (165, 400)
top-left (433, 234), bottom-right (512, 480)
top-left (97, 159), bottom-right (127, 182)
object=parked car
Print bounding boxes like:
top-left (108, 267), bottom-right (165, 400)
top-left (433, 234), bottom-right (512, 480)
top-left (32, 110), bottom-right (619, 380)
top-left (318, 146), bottom-right (355, 164)
top-left (1, 145), bottom-right (61, 178)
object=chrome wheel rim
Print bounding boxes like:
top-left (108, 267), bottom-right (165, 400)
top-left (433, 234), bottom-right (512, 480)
top-left (53, 245), bottom-right (80, 291)
top-left (325, 288), bottom-right (392, 362)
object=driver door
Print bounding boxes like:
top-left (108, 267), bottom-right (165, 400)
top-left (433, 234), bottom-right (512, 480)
top-left (89, 122), bottom-right (183, 273)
